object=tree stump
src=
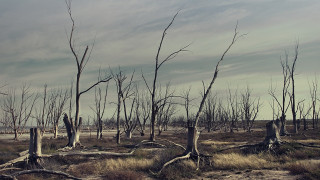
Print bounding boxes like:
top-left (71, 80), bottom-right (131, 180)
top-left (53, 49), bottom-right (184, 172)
top-left (263, 120), bottom-right (281, 150)
top-left (29, 128), bottom-right (42, 163)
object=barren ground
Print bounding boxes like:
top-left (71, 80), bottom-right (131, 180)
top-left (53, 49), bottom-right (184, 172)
top-left (0, 122), bottom-right (319, 180)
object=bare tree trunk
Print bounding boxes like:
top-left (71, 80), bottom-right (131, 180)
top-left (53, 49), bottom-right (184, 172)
top-left (65, 0), bottom-right (111, 147)
top-left (280, 114), bottom-right (287, 136)
top-left (96, 123), bottom-right (102, 139)
top-left (53, 124), bottom-right (58, 138)
top-left (14, 129), bottom-right (18, 141)
top-left (70, 117), bottom-right (82, 147)
top-left (29, 128), bottom-right (42, 163)
top-left (185, 121), bottom-right (200, 156)
top-left (116, 100), bottom-right (121, 144)
top-left (303, 118), bottom-right (307, 130)
top-left (126, 131), bottom-right (132, 138)
top-left (70, 130), bottom-right (81, 147)
top-left (63, 114), bottom-right (73, 146)
top-left (150, 112), bottom-right (156, 141)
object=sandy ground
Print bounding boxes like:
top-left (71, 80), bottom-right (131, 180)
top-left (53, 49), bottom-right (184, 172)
top-left (0, 128), bottom-right (308, 180)
top-left (192, 170), bottom-right (302, 180)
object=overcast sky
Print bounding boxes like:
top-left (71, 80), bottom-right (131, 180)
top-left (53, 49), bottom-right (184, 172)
top-left (0, 0), bottom-right (319, 121)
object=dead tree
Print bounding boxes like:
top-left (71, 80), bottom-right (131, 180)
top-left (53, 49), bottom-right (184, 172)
top-left (2, 84), bottom-right (38, 140)
top-left (142, 11), bottom-right (189, 142)
top-left (158, 96), bottom-right (177, 135)
top-left (204, 91), bottom-right (217, 132)
top-left (227, 87), bottom-right (240, 132)
top-left (136, 90), bottom-right (151, 136)
top-left (298, 102), bottom-right (311, 130)
top-left (309, 77), bottom-right (318, 129)
top-left (64, 0), bottom-right (112, 147)
top-left (112, 69), bottom-right (135, 143)
top-left (91, 83), bottom-right (108, 140)
top-left (269, 56), bottom-right (291, 136)
top-left (156, 83), bottom-right (177, 135)
top-left (0, 111), bottom-right (10, 133)
top-left (154, 23), bottom-right (244, 174)
top-left (34, 84), bottom-right (54, 135)
top-left (122, 90), bottom-right (137, 139)
top-left (240, 86), bottom-right (261, 132)
top-left (50, 88), bottom-right (69, 138)
top-left (288, 43), bottom-right (299, 133)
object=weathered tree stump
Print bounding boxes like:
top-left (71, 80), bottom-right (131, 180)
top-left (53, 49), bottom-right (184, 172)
top-left (29, 128), bottom-right (42, 164)
top-left (263, 120), bottom-right (281, 149)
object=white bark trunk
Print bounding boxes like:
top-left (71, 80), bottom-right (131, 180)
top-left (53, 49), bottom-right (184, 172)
top-left (126, 131), bottom-right (132, 139)
top-left (70, 130), bottom-right (81, 147)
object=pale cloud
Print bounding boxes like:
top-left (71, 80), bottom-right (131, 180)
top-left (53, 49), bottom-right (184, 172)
top-left (0, 0), bottom-right (319, 120)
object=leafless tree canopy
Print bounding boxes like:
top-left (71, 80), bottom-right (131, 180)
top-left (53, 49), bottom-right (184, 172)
top-left (1, 84), bottom-right (38, 140)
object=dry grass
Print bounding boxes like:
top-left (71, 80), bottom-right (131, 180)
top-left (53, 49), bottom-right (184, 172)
top-left (213, 153), bottom-right (278, 170)
top-left (159, 160), bottom-right (199, 180)
top-left (285, 159), bottom-right (320, 179)
top-left (201, 140), bottom-right (232, 145)
top-left (297, 139), bottom-right (320, 145)
top-left (67, 157), bottom-right (154, 176)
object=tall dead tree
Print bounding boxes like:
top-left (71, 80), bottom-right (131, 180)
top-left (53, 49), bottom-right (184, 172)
top-left (154, 23), bottom-right (244, 174)
top-left (2, 84), bottom-right (38, 140)
top-left (142, 12), bottom-right (189, 142)
top-left (64, 0), bottom-right (112, 147)
top-left (269, 56), bottom-right (291, 136)
top-left (288, 43), bottom-right (299, 133)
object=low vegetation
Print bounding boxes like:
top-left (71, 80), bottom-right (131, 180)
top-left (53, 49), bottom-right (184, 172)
top-left (0, 125), bottom-right (319, 179)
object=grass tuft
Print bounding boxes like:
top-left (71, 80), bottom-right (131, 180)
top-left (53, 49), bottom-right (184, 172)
top-left (67, 157), bottom-right (154, 176)
top-left (285, 160), bottom-right (320, 179)
top-left (213, 153), bottom-right (277, 170)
